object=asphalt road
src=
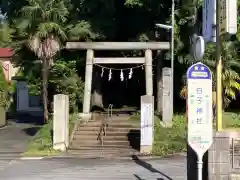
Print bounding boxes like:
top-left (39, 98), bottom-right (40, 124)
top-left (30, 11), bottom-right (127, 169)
top-left (0, 155), bottom-right (187, 180)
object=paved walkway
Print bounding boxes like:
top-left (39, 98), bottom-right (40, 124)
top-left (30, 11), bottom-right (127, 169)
top-left (0, 155), bottom-right (186, 179)
top-left (0, 121), bottom-right (39, 159)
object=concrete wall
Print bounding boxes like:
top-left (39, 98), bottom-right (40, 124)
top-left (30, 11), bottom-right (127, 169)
top-left (208, 131), bottom-right (230, 180)
top-left (187, 130), bottom-right (240, 180)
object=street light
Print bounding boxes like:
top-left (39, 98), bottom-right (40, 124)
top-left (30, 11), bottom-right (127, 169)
top-left (155, 24), bottom-right (172, 30)
top-left (155, 0), bottom-right (175, 122)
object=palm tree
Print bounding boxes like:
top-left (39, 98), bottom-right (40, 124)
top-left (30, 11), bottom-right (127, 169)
top-left (18, 0), bottom-right (69, 121)
top-left (180, 41), bottom-right (240, 108)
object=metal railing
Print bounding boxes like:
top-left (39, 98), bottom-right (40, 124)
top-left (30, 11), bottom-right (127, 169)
top-left (97, 104), bottom-right (113, 146)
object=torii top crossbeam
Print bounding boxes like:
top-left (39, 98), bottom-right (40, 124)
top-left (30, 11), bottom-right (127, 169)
top-left (66, 42), bottom-right (170, 50)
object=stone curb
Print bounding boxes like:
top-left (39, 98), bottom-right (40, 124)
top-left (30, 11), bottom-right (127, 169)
top-left (19, 152), bottom-right (186, 161)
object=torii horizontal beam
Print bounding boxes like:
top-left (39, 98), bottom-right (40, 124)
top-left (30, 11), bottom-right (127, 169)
top-left (66, 42), bottom-right (170, 50)
top-left (93, 57), bottom-right (145, 64)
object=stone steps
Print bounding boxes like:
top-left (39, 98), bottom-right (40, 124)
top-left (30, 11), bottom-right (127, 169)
top-left (74, 130), bottom-right (140, 136)
top-left (69, 144), bottom-right (133, 150)
top-left (79, 122), bottom-right (139, 128)
top-left (75, 130), bottom-right (139, 135)
top-left (77, 126), bottom-right (139, 132)
top-left (72, 134), bottom-right (139, 141)
top-left (71, 139), bottom-right (131, 146)
top-left (67, 149), bottom-right (138, 158)
top-left (68, 115), bottom-right (140, 158)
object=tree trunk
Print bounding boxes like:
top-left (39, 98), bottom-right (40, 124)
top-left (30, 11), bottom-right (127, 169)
top-left (156, 50), bottom-right (163, 114)
top-left (42, 58), bottom-right (49, 122)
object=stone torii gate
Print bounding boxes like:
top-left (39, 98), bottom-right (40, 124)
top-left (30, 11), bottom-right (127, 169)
top-left (66, 42), bottom-right (170, 120)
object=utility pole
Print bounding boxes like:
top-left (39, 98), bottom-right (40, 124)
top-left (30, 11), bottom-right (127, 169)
top-left (216, 0), bottom-right (223, 131)
top-left (170, 0), bottom-right (175, 120)
top-left (204, 0), bottom-right (237, 131)
top-left (155, 0), bottom-right (175, 127)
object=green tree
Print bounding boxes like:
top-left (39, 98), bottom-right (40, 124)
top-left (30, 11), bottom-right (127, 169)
top-left (49, 59), bottom-right (84, 112)
top-left (180, 41), bottom-right (240, 108)
top-left (17, 0), bottom-right (69, 121)
top-left (204, 42), bottom-right (240, 107)
top-left (178, 1), bottom-right (240, 108)
top-left (0, 21), bottom-right (14, 47)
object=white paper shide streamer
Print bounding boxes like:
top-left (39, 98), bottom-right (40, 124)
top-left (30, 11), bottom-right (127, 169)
top-left (108, 69), bottom-right (112, 81)
top-left (129, 68), bottom-right (133, 79)
top-left (101, 68), bottom-right (104, 77)
top-left (120, 69), bottom-right (124, 81)
top-left (97, 64), bottom-right (145, 81)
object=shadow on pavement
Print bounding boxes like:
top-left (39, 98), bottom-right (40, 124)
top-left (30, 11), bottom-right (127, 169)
top-left (134, 174), bottom-right (164, 180)
top-left (4, 112), bottom-right (45, 137)
top-left (132, 155), bottom-right (173, 180)
top-left (22, 126), bottom-right (42, 136)
top-left (134, 174), bottom-right (146, 180)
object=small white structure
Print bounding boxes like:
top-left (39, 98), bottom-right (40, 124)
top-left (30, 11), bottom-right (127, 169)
top-left (53, 94), bottom-right (69, 151)
top-left (140, 95), bottom-right (154, 154)
top-left (161, 67), bottom-right (172, 127)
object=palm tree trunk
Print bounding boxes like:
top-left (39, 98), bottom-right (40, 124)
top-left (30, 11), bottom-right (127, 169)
top-left (42, 58), bottom-right (49, 122)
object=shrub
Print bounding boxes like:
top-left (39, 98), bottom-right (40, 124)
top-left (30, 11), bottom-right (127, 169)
top-left (19, 58), bottom-right (85, 113)
top-left (49, 59), bottom-right (84, 112)
top-left (0, 65), bottom-right (10, 109)
top-left (153, 115), bottom-right (186, 156)
top-left (130, 113), bottom-right (187, 156)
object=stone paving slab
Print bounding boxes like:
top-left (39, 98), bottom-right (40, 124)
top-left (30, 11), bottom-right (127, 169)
top-left (0, 156), bottom-right (187, 180)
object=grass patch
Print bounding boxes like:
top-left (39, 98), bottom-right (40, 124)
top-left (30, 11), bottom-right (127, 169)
top-left (22, 113), bottom-right (79, 157)
top-left (130, 113), bottom-right (186, 156)
top-left (223, 112), bottom-right (240, 129)
top-left (153, 114), bottom-right (186, 156)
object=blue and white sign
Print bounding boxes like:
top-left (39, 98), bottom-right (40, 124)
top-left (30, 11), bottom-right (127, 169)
top-left (187, 62), bottom-right (213, 158)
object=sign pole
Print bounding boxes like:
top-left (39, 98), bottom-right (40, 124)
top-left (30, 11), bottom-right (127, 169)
top-left (197, 155), bottom-right (203, 180)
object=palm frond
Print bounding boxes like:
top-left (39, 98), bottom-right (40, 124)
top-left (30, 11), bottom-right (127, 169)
top-left (28, 35), bottom-right (60, 60)
top-left (180, 85), bottom-right (187, 99)
top-left (20, 4), bottom-right (41, 20)
top-left (36, 22), bottom-right (67, 40)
